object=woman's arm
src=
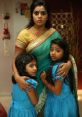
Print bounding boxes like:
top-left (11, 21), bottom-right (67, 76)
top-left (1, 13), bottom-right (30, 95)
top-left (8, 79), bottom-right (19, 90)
top-left (41, 72), bottom-right (63, 95)
top-left (12, 46), bottom-right (29, 90)
top-left (57, 60), bottom-right (72, 77)
top-left (56, 32), bottom-right (72, 77)
top-left (26, 87), bottom-right (38, 105)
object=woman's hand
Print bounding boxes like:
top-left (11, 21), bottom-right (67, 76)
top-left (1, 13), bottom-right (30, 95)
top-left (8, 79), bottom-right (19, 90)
top-left (15, 76), bottom-right (30, 90)
top-left (57, 61), bottom-right (72, 77)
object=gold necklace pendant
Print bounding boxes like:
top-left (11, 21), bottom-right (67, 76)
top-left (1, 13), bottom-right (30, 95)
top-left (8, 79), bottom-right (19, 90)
top-left (33, 27), bottom-right (47, 37)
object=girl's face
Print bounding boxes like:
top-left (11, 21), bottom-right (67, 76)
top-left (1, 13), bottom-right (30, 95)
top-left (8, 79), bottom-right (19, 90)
top-left (32, 5), bottom-right (48, 27)
top-left (50, 44), bottom-right (64, 61)
top-left (26, 60), bottom-right (37, 76)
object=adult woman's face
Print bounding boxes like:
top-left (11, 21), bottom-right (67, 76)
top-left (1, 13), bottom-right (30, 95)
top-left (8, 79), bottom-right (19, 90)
top-left (32, 6), bottom-right (48, 27)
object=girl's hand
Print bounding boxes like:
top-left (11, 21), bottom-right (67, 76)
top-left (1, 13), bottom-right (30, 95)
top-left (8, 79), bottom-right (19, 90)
top-left (40, 71), bottom-right (46, 81)
top-left (16, 76), bottom-right (30, 90)
top-left (57, 62), bottom-right (71, 77)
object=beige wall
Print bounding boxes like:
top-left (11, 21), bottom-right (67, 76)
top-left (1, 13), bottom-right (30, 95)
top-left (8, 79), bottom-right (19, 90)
top-left (0, 0), bottom-right (32, 95)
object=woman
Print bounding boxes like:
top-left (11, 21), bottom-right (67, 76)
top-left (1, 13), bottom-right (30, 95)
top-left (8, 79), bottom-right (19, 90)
top-left (12, 0), bottom-right (72, 116)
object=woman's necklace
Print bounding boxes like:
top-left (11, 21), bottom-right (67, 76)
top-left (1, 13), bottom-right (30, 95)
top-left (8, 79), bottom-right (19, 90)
top-left (32, 27), bottom-right (47, 37)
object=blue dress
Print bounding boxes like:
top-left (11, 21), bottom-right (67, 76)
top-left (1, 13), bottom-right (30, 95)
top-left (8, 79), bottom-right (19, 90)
top-left (44, 63), bottom-right (78, 117)
top-left (8, 79), bottom-right (37, 117)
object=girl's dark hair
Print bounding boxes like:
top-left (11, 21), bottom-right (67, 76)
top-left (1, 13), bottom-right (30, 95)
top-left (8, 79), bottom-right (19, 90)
top-left (46, 38), bottom-right (70, 85)
top-left (49, 39), bottom-right (76, 95)
top-left (27, 0), bottom-right (52, 28)
top-left (46, 38), bottom-right (80, 116)
top-left (12, 52), bottom-right (37, 84)
top-left (50, 38), bottom-right (69, 62)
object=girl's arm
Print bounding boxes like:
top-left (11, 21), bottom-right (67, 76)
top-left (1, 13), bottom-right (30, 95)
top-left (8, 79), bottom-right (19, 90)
top-left (12, 46), bottom-right (29, 90)
top-left (26, 87), bottom-right (38, 105)
top-left (41, 72), bottom-right (63, 95)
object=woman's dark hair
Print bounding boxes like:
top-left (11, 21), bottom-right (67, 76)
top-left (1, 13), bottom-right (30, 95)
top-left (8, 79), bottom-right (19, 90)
top-left (50, 38), bottom-right (70, 62)
top-left (12, 52), bottom-right (37, 84)
top-left (27, 0), bottom-right (52, 28)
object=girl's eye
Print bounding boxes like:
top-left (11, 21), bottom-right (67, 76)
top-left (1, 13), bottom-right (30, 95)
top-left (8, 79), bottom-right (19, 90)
top-left (29, 64), bottom-right (37, 68)
top-left (55, 50), bottom-right (60, 53)
top-left (29, 64), bottom-right (34, 67)
top-left (50, 48), bottom-right (54, 51)
top-left (50, 48), bottom-right (61, 53)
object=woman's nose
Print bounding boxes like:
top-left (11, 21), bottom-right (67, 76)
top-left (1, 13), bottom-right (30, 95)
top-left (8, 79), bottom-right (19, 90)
top-left (38, 13), bottom-right (42, 17)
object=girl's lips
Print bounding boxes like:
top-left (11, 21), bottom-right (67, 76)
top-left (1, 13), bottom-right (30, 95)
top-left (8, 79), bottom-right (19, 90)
top-left (32, 72), bottom-right (37, 75)
top-left (51, 56), bottom-right (56, 60)
top-left (51, 56), bottom-right (55, 58)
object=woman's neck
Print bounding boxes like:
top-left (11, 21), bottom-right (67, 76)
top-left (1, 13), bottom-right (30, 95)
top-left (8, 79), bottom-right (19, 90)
top-left (34, 25), bottom-right (45, 30)
top-left (32, 25), bottom-right (47, 36)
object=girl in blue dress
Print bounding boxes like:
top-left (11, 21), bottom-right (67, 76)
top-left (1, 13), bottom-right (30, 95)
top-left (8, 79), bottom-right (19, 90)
top-left (8, 53), bottom-right (38, 117)
top-left (41, 39), bottom-right (79, 117)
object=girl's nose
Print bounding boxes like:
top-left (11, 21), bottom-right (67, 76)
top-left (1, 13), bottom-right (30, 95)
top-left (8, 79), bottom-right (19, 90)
top-left (34, 66), bottom-right (37, 71)
top-left (52, 51), bottom-right (55, 54)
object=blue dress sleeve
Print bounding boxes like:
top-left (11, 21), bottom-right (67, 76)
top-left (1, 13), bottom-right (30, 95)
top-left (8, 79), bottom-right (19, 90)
top-left (52, 63), bottom-right (64, 81)
top-left (26, 79), bottom-right (38, 89)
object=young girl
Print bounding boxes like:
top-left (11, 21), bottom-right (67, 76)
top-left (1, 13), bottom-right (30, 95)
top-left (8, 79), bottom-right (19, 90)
top-left (8, 53), bottom-right (38, 117)
top-left (41, 39), bottom-right (79, 117)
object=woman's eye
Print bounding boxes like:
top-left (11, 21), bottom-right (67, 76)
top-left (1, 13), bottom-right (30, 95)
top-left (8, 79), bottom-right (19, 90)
top-left (33, 11), bottom-right (39, 15)
top-left (33, 11), bottom-right (47, 15)
top-left (41, 11), bottom-right (47, 15)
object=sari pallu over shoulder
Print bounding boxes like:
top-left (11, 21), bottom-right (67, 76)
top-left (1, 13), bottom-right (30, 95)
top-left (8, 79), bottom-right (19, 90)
top-left (26, 28), bottom-right (57, 53)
